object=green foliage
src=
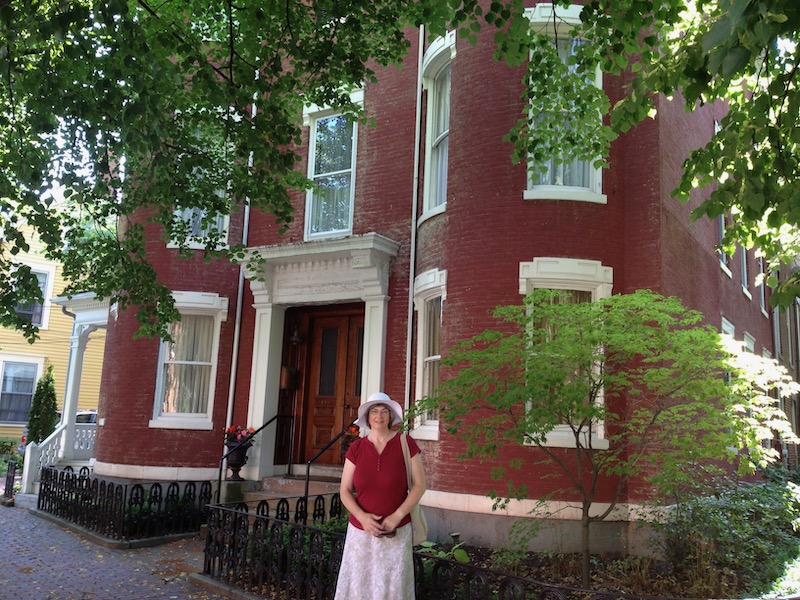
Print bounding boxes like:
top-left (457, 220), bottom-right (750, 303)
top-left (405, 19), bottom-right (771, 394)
top-left (0, 437), bottom-right (23, 476)
top-left (26, 365), bottom-right (58, 444)
top-left (3, 1), bottom-right (800, 341)
top-left (653, 479), bottom-right (800, 597)
top-left (418, 540), bottom-right (471, 564)
top-left (419, 288), bottom-right (799, 585)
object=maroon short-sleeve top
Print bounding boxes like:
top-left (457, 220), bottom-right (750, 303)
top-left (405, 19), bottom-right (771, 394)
top-left (344, 433), bottom-right (421, 531)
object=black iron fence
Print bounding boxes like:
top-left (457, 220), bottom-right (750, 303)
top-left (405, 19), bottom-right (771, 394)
top-left (3, 460), bottom-right (16, 499)
top-left (202, 497), bottom-right (676, 600)
top-left (37, 466), bottom-right (212, 541)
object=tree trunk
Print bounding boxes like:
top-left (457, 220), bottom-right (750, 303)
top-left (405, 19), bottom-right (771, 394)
top-left (581, 513), bottom-right (591, 588)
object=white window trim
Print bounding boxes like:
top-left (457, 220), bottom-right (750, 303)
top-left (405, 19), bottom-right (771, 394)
top-left (740, 247), bottom-right (751, 299)
top-left (150, 291), bottom-right (228, 431)
top-left (0, 354), bottom-right (44, 425)
top-left (718, 215), bottom-right (732, 277)
top-left (302, 89), bottom-right (363, 242)
top-left (412, 268), bottom-right (447, 441)
top-left (743, 331), bottom-right (756, 354)
top-left (420, 31), bottom-right (456, 221)
top-left (518, 257), bottom-right (612, 449)
top-left (523, 4), bottom-right (606, 205)
top-left (14, 260), bottom-right (56, 330)
top-left (721, 316), bottom-right (735, 338)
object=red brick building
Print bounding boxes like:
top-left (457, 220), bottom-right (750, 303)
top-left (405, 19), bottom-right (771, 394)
top-left (91, 3), bottom-right (785, 552)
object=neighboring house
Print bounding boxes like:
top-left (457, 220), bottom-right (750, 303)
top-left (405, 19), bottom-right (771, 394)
top-left (91, 3), bottom-right (780, 553)
top-left (0, 227), bottom-right (105, 443)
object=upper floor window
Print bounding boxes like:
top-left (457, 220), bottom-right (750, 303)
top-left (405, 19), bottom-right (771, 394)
top-left (422, 32), bottom-right (456, 219)
top-left (304, 111), bottom-right (357, 240)
top-left (151, 291), bottom-right (228, 430)
top-left (170, 199), bottom-right (230, 250)
top-left (523, 4), bottom-right (606, 204)
top-left (757, 256), bottom-right (767, 313)
top-left (413, 269), bottom-right (447, 440)
top-left (740, 247), bottom-right (751, 298)
top-left (15, 271), bottom-right (48, 327)
top-left (718, 215), bottom-right (732, 274)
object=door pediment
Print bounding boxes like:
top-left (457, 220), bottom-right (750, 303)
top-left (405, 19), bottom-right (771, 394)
top-left (245, 233), bottom-right (400, 307)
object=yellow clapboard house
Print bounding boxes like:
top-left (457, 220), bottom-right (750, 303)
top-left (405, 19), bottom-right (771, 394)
top-left (0, 228), bottom-right (105, 443)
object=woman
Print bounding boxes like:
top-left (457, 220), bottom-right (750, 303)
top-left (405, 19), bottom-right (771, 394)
top-left (334, 392), bottom-right (426, 600)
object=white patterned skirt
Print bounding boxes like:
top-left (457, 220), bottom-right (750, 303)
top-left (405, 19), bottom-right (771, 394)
top-left (334, 522), bottom-right (415, 599)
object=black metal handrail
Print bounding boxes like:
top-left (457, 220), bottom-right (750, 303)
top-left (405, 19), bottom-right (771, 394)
top-left (216, 414), bottom-right (290, 503)
top-left (302, 420), bottom-right (357, 520)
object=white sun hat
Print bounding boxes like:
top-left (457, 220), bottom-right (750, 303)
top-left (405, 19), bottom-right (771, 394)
top-left (355, 392), bottom-right (404, 430)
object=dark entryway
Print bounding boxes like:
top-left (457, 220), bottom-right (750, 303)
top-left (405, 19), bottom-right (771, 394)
top-left (276, 304), bottom-right (364, 466)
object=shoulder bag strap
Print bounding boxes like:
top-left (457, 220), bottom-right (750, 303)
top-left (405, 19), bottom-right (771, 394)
top-left (400, 433), bottom-right (413, 491)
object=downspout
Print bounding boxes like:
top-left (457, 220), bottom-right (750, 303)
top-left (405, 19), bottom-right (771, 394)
top-left (225, 101), bottom-right (256, 431)
top-left (404, 26), bottom-right (425, 411)
top-left (224, 202), bottom-right (250, 431)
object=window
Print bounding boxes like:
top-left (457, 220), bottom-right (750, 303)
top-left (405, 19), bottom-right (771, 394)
top-left (170, 199), bottom-right (229, 250)
top-left (740, 247), bottom-right (751, 298)
top-left (518, 257), bottom-right (612, 448)
top-left (718, 215), bottom-right (732, 274)
top-left (524, 4), bottom-right (605, 204)
top-left (15, 271), bottom-right (48, 327)
top-left (151, 291), bottom-right (228, 430)
top-left (721, 316), bottom-right (735, 338)
top-left (413, 269), bottom-right (447, 440)
top-left (422, 32), bottom-right (456, 218)
top-left (304, 111), bottom-right (357, 240)
top-left (743, 332), bottom-right (756, 354)
top-left (0, 358), bottom-right (42, 423)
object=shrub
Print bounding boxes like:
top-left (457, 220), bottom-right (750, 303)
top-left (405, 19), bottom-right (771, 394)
top-left (655, 479), bottom-right (800, 596)
top-left (27, 365), bottom-right (58, 444)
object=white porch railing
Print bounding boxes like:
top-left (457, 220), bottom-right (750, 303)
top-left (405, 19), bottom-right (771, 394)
top-left (20, 423), bottom-right (97, 494)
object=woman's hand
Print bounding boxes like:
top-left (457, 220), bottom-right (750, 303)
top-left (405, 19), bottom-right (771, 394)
top-left (361, 513), bottom-right (386, 537)
top-left (380, 512), bottom-right (402, 535)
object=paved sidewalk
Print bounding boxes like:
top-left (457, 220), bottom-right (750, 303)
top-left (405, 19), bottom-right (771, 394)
top-left (0, 504), bottom-right (232, 600)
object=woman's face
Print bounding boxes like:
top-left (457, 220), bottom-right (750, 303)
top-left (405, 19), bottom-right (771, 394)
top-left (368, 404), bottom-right (392, 430)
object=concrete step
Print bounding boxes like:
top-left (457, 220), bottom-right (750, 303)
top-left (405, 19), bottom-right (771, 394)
top-left (243, 473), bottom-right (341, 504)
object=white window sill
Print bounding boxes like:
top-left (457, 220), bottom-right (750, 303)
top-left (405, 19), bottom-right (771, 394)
top-left (417, 203), bottom-right (446, 227)
top-left (762, 308), bottom-right (770, 319)
top-left (524, 187), bottom-right (607, 204)
top-left (719, 262), bottom-right (732, 278)
top-left (149, 416), bottom-right (214, 431)
top-left (166, 241), bottom-right (230, 251)
top-left (410, 422), bottom-right (440, 441)
top-left (525, 428), bottom-right (610, 449)
top-left (742, 287), bottom-right (752, 300)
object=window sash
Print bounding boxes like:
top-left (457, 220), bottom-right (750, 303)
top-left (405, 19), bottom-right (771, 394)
top-left (420, 296), bottom-right (442, 421)
top-left (15, 272), bottom-right (47, 327)
top-left (308, 114), bottom-right (355, 236)
top-left (0, 362), bottom-right (37, 422)
top-left (160, 315), bottom-right (214, 415)
top-left (530, 38), bottom-right (592, 190)
top-left (427, 65), bottom-right (451, 210)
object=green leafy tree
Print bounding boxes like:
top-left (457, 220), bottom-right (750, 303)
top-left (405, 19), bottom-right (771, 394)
top-left (27, 365), bottom-right (58, 444)
top-left (418, 289), bottom-right (800, 587)
top-left (3, 1), bottom-right (800, 341)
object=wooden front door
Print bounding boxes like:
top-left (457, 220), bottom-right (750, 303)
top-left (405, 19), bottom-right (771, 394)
top-left (303, 312), bottom-right (364, 464)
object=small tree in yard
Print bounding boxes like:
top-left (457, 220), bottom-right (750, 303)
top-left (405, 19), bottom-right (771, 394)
top-left (27, 365), bottom-right (58, 444)
top-left (418, 289), bottom-right (799, 588)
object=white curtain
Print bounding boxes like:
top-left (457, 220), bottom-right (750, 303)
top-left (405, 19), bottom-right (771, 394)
top-left (162, 315), bottom-right (214, 414)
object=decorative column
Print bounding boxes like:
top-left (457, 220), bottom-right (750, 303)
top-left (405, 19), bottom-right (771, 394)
top-left (243, 297), bottom-right (285, 481)
top-left (60, 323), bottom-right (98, 460)
top-left (361, 295), bottom-right (390, 398)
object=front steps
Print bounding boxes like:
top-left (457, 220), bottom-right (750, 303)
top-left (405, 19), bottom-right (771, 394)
top-left (242, 464), bottom-right (342, 504)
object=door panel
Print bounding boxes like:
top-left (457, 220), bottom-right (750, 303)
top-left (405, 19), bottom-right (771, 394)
top-left (304, 313), bottom-right (364, 464)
